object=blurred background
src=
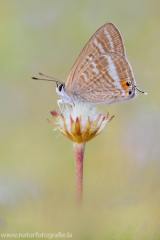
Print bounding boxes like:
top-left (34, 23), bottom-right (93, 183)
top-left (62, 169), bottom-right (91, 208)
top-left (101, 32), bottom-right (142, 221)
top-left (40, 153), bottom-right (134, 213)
top-left (0, 0), bottom-right (160, 239)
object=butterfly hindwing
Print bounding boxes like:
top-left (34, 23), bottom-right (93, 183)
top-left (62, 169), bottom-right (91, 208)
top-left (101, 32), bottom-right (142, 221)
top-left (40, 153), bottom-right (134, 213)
top-left (70, 52), bottom-right (136, 105)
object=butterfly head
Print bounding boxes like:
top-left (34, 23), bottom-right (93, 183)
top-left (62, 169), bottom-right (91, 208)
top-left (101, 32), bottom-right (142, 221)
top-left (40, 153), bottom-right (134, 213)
top-left (56, 82), bottom-right (65, 92)
top-left (56, 82), bottom-right (66, 100)
top-left (56, 82), bottom-right (74, 106)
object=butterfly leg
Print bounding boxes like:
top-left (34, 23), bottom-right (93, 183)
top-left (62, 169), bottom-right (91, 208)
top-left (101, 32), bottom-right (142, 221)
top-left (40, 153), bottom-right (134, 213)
top-left (57, 99), bottom-right (66, 112)
top-left (57, 99), bottom-right (63, 111)
top-left (62, 98), bottom-right (66, 111)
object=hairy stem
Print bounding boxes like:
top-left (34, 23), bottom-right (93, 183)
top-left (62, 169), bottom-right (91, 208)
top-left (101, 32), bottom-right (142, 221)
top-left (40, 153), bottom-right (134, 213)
top-left (73, 142), bottom-right (86, 206)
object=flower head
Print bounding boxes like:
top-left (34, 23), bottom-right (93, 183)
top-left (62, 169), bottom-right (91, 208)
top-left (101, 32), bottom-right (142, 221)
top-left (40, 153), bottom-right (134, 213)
top-left (47, 102), bottom-right (114, 143)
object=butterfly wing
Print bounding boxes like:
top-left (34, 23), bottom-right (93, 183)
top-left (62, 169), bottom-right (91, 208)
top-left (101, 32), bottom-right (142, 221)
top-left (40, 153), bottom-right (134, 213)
top-left (68, 52), bottom-right (136, 105)
top-left (65, 22), bottom-right (126, 89)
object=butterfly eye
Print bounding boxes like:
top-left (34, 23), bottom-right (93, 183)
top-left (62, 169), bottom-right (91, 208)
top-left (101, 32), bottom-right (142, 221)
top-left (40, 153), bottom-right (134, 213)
top-left (129, 90), bottom-right (132, 95)
top-left (58, 84), bottom-right (63, 92)
top-left (126, 82), bottom-right (131, 86)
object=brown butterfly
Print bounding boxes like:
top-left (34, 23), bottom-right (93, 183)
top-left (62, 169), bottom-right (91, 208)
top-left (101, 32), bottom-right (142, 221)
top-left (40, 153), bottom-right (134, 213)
top-left (32, 22), bottom-right (146, 107)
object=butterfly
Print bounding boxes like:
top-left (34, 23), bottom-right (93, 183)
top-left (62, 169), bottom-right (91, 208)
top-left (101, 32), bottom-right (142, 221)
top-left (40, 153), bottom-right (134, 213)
top-left (32, 22), bottom-right (146, 107)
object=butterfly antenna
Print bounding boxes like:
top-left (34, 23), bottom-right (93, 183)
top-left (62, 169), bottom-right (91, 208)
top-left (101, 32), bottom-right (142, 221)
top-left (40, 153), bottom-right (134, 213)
top-left (135, 87), bottom-right (147, 95)
top-left (31, 73), bottom-right (63, 84)
top-left (38, 72), bottom-right (62, 82)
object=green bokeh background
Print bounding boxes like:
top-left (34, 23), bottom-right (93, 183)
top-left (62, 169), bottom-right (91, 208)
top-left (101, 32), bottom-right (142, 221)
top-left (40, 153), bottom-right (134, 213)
top-left (0, 0), bottom-right (160, 239)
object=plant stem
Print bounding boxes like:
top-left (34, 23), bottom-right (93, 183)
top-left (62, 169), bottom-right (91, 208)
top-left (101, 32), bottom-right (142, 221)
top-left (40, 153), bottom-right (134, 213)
top-left (73, 142), bottom-right (86, 205)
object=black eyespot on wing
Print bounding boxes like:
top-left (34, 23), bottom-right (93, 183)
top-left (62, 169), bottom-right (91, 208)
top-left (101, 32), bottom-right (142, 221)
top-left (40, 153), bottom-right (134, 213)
top-left (126, 82), bottom-right (131, 86)
top-left (129, 90), bottom-right (132, 95)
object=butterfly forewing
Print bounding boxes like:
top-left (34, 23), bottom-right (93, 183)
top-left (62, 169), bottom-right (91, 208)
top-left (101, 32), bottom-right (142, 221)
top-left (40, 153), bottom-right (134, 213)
top-left (66, 22), bottom-right (126, 89)
top-left (70, 52), bottom-right (136, 105)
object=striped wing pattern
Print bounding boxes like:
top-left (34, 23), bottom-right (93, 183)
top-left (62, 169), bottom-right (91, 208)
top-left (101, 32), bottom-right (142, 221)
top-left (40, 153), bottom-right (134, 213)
top-left (73, 53), bottom-right (135, 105)
top-left (65, 22), bottom-right (136, 105)
top-left (65, 22), bottom-right (125, 89)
